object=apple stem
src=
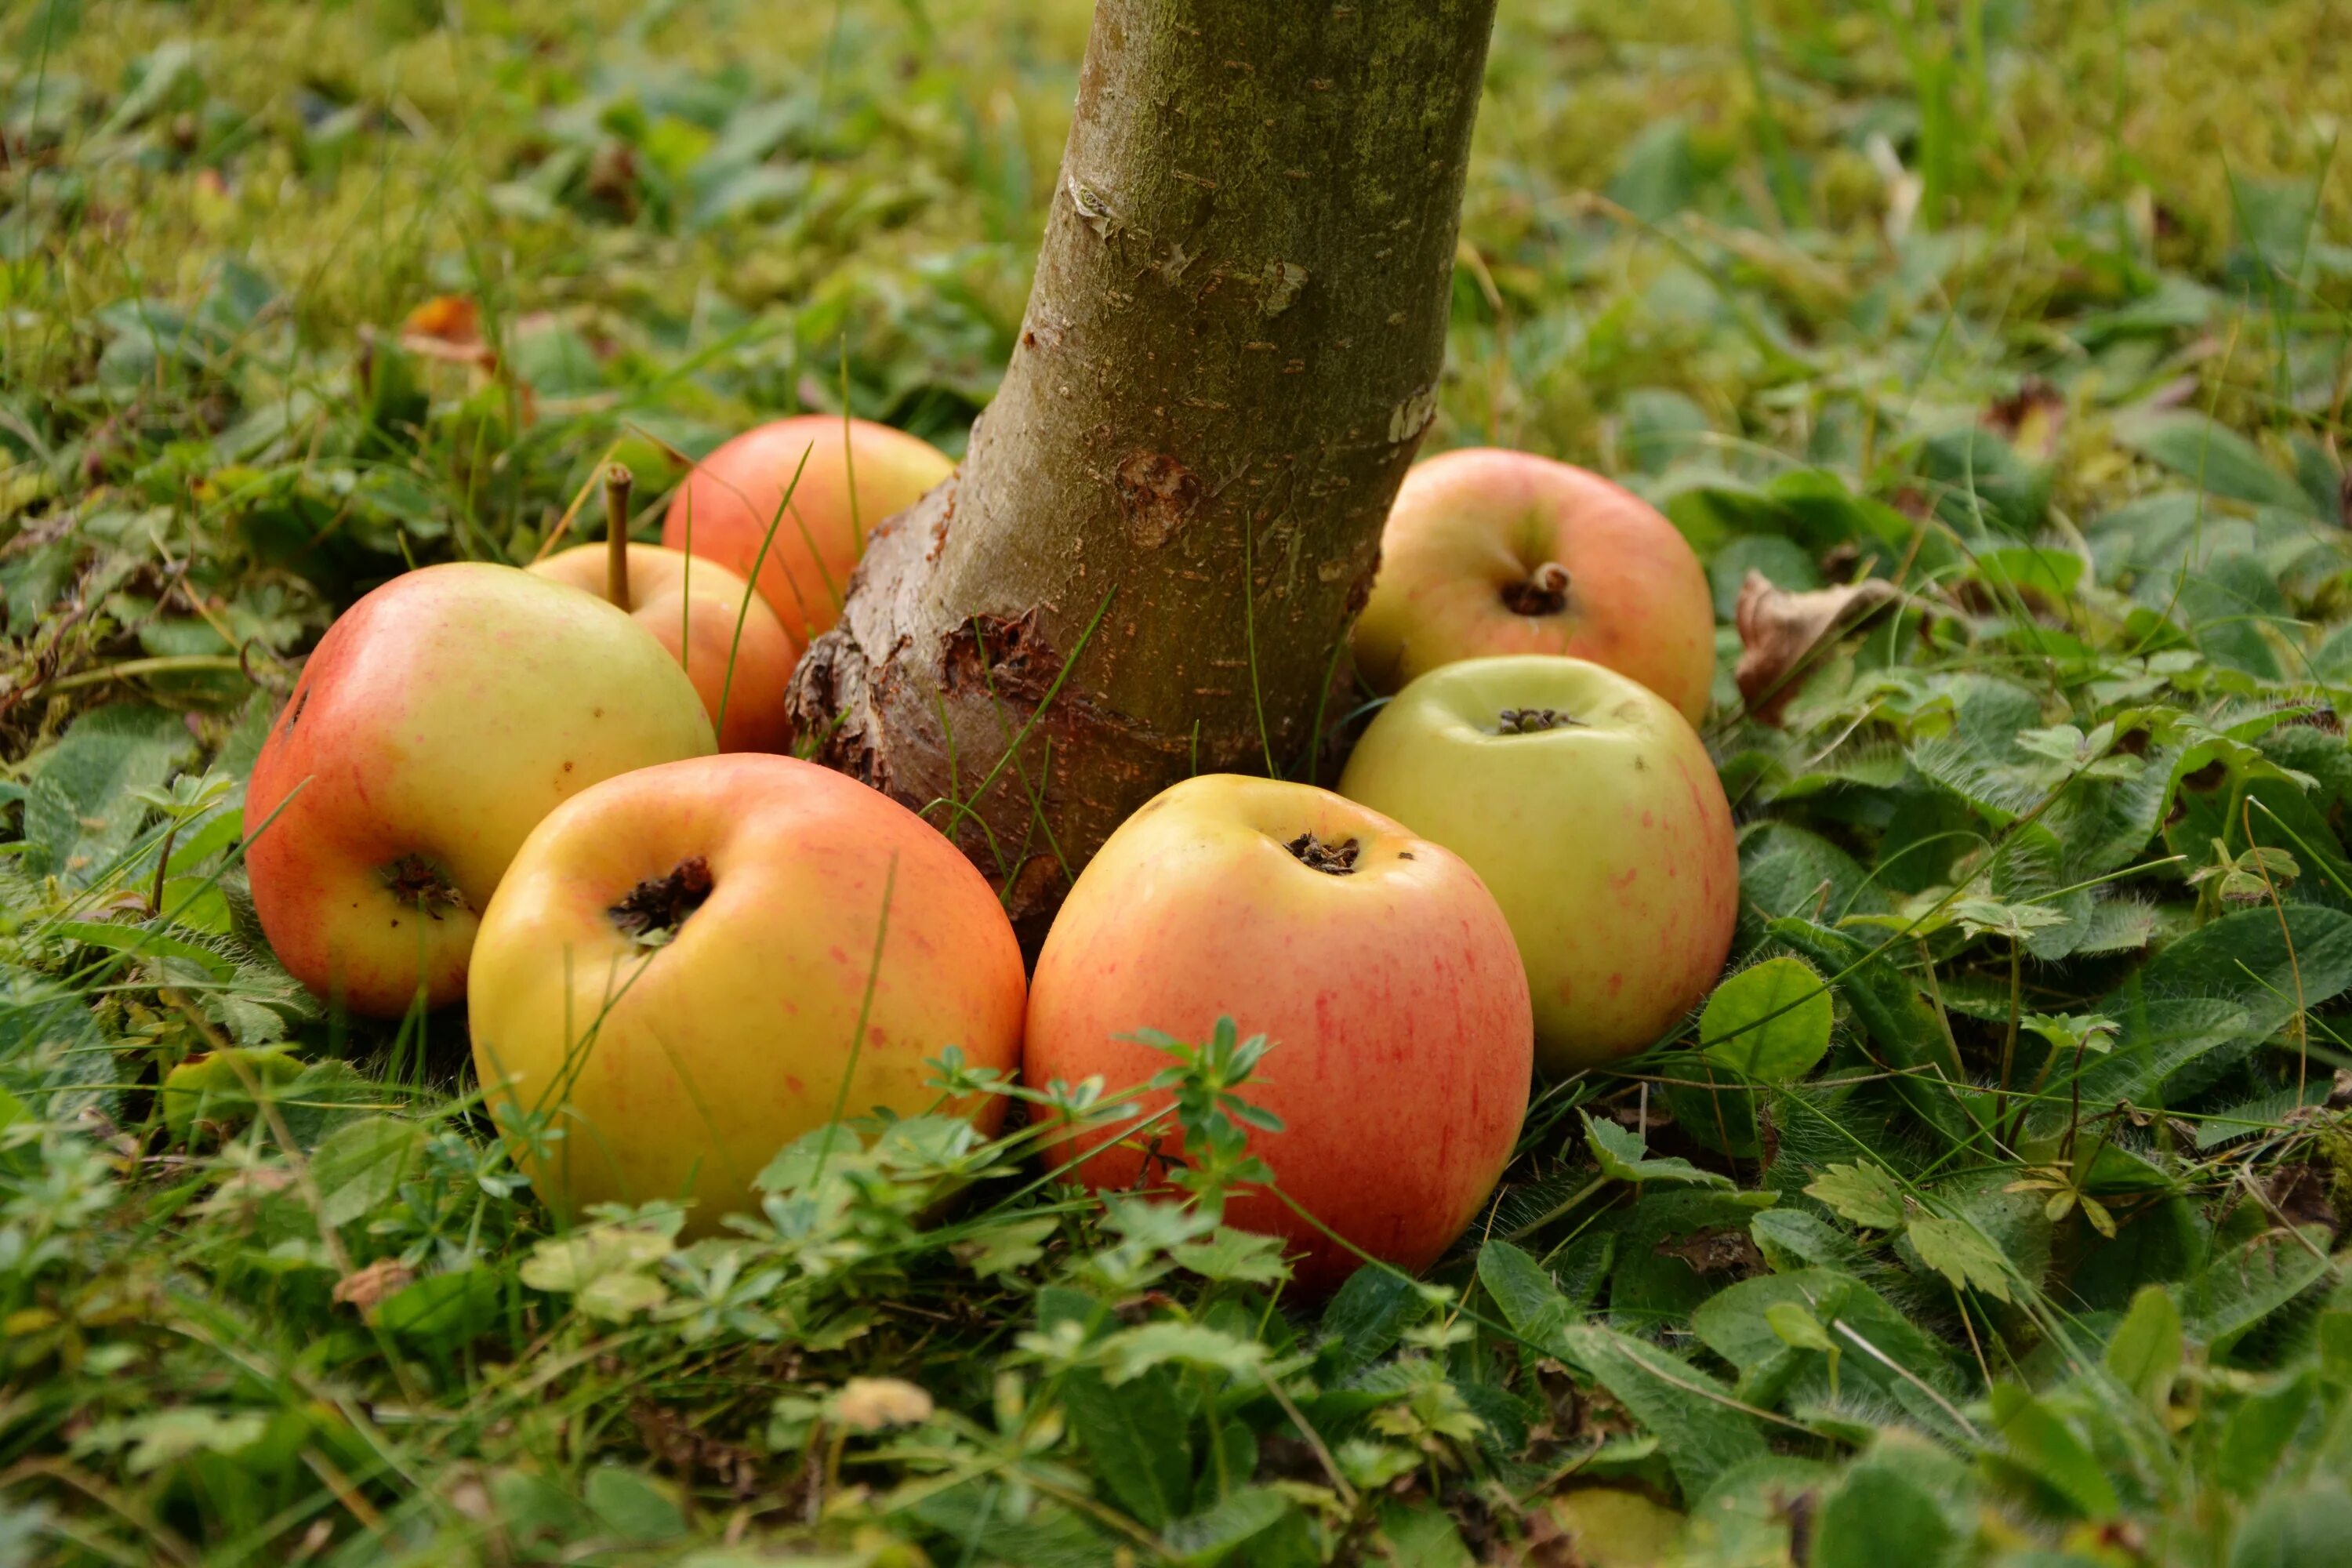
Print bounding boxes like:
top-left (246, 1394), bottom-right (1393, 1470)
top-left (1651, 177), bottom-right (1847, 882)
top-left (1501, 560), bottom-right (1572, 617)
top-left (1497, 706), bottom-right (1584, 734)
top-left (1283, 832), bottom-right (1361, 875)
top-left (604, 463), bottom-right (634, 608)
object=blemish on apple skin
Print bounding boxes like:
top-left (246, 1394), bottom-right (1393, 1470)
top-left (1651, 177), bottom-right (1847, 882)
top-left (868, 1026), bottom-right (887, 1047)
top-left (1606, 973), bottom-right (1624, 996)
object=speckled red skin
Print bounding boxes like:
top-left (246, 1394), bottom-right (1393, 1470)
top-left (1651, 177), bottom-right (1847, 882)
top-left (1352, 448), bottom-right (1718, 724)
top-left (1024, 776), bottom-right (1534, 1298)
top-left (245, 564), bottom-right (713, 1018)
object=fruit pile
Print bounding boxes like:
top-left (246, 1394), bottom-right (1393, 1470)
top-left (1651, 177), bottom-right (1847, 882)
top-left (246, 426), bottom-right (1735, 1294)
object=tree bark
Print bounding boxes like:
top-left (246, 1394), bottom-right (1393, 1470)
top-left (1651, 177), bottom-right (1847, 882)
top-left (789, 0), bottom-right (1497, 941)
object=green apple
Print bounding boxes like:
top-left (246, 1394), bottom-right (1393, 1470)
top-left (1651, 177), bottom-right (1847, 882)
top-left (1339, 655), bottom-right (1738, 1073)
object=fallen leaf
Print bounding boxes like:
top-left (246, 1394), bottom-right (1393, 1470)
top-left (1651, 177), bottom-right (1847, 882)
top-left (332, 1258), bottom-right (415, 1316)
top-left (1734, 572), bottom-right (1901, 725)
top-left (831, 1377), bottom-right (935, 1432)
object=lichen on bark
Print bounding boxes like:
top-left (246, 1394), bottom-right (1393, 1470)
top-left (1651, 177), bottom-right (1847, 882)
top-left (789, 0), bottom-right (1499, 941)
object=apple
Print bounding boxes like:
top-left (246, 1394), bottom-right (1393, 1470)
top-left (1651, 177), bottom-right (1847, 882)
top-left (246, 564), bottom-right (716, 1017)
top-left (1352, 448), bottom-right (1716, 724)
top-left (1023, 775), bottom-right (1531, 1295)
top-left (466, 753), bottom-right (1026, 1230)
top-left (528, 543), bottom-right (795, 753)
top-left (1338, 655), bottom-right (1737, 1076)
top-left (662, 416), bottom-right (954, 653)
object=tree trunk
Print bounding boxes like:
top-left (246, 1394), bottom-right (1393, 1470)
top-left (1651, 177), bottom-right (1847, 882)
top-left (789, 0), bottom-right (1497, 942)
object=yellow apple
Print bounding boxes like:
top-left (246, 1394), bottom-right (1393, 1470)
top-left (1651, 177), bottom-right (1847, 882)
top-left (1338, 655), bottom-right (1737, 1074)
top-left (245, 564), bottom-right (715, 1017)
top-left (528, 543), bottom-right (795, 753)
top-left (467, 753), bottom-right (1026, 1231)
top-left (1024, 775), bottom-right (1531, 1295)
top-left (1352, 448), bottom-right (1716, 724)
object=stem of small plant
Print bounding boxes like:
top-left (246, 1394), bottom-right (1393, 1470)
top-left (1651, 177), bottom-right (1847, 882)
top-left (604, 464), bottom-right (633, 608)
top-left (147, 821), bottom-right (180, 919)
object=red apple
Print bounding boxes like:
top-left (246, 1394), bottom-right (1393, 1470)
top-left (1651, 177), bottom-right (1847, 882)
top-left (1352, 448), bottom-right (1716, 724)
top-left (1023, 775), bottom-right (1531, 1295)
top-left (246, 564), bottom-right (716, 1017)
top-left (467, 754), bottom-right (1026, 1230)
top-left (528, 543), bottom-right (795, 753)
top-left (661, 416), bottom-right (954, 654)
top-left (1338, 655), bottom-right (1738, 1074)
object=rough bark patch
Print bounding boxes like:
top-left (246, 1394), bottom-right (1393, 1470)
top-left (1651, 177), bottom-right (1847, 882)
top-left (1115, 452), bottom-right (1203, 550)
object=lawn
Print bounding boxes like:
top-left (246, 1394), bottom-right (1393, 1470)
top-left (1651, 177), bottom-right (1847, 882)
top-left (3, 0), bottom-right (2351, 1563)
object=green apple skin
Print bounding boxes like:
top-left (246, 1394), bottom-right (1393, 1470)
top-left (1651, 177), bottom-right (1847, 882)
top-left (1338, 655), bottom-right (1737, 1074)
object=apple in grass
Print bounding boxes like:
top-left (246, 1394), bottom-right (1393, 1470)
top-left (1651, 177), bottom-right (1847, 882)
top-left (528, 543), bottom-right (794, 753)
top-left (662, 416), bottom-right (954, 655)
top-left (1023, 775), bottom-right (1531, 1295)
top-left (246, 564), bottom-right (715, 1018)
top-left (1352, 448), bottom-right (1717, 724)
top-left (1338, 655), bottom-right (1738, 1076)
top-left (466, 754), bottom-right (1026, 1231)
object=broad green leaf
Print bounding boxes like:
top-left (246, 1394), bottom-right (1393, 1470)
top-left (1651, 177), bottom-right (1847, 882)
top-left (310, 1116), bottom-right (427, 1230)
top-left (1582, 1112), bottom-right (1733, 1189)
top-left (582, 1466), bottom-right (686, 1545)
top-left (1699, 957), bottom-right (1833, 1083)
top-left (2104, 1285), bottom-right (2183, 1412)
top-left (2230, 1484), bottom-right (2352, 1568)
top-left (2115, 411), bottom-right (2318, 517)
top-left (1987, 1385), bottom-right (2121, 1519)
top-left (1806, 1163), bottom-right (1904, 1231)
top-left (1767, 919), bottom-right (1972, 1147)
top-left (2176, 1226), bottom-right (2335, 1354)
top-left (1319, 1264), bottom-right (1430, 1377)
top-left (2132, 905), bottom-right (2352, 1044)
top-left (1062, 1369), bottom-right (1189, 1529)
top-left (376, 1268), bottom-right (501, 1346)
top-left (24, 705), bottom-right (196, 886)
top-left (1171, 1228), bottom-right (1291, 1285)
top-left (1373, 1498), bottom-right (1477, 1568)
top-left (1906, 1215), bottom-right (2014, 1301)
top-left (1762, 1301), bottom-right (1832, 1354)
top-left (1099, 1322), bottom-right (1265, 1384)
top-left (1476, 1240), bottom-right (1573, 1356)
top-left (2212, 1372), bottom-right (2317, 1497)
top-left (1163, 1487), bottom-right (1298, 1567)
top-left (1561, 1324), bottom-right (1766, 1498)
top-left (1811, 1457), bottom-right (1961, 1568)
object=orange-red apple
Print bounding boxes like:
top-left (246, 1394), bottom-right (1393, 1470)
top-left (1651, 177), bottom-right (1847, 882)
top-left (1352, 448), bottom-right (1716, 724)
top-left (467, 754), bottom-right (1025, 1230)
top-left (528, 543), bottom-right (794, 753)
top-left (1338, 655), bottom-right (1737, 1075)
top-left (661, 416), bottom-right (953, 654)
top-left (1023, 775), bottom-right (1531, 1295)
top-left (246, 564), bottom-right (715, 1017)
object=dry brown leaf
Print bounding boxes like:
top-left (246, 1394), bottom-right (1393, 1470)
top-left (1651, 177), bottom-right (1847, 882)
top-left (832, 1377), bottom-right (934, 1432)
top-left (401, 295), bottom-right (480, 345)
top-left (331, 1258), bottom-right (415, 1316)
top-left (1733, 572), bottom-right (1900, 726)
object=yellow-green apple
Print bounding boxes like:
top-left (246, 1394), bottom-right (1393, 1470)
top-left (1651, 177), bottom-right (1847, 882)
top-left (245, 564), bottom-right (715, 1017)
top-left (1338, 655), bottom-right (1737, 1075)
top-left (1023, 775), bottom-right (1531, 1295)
top-left (1352, 449), bottom-right (1716, 724)
top-left (467, 753), bottom-right (1025, 1230)
top-left (528, 543), bottom-right (794, 753)
top-left (662, 416), bottom-right (953, 655)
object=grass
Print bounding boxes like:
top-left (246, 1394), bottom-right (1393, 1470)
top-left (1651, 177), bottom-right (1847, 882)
top-left (2, 0), bottom-right (2352, 1563)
